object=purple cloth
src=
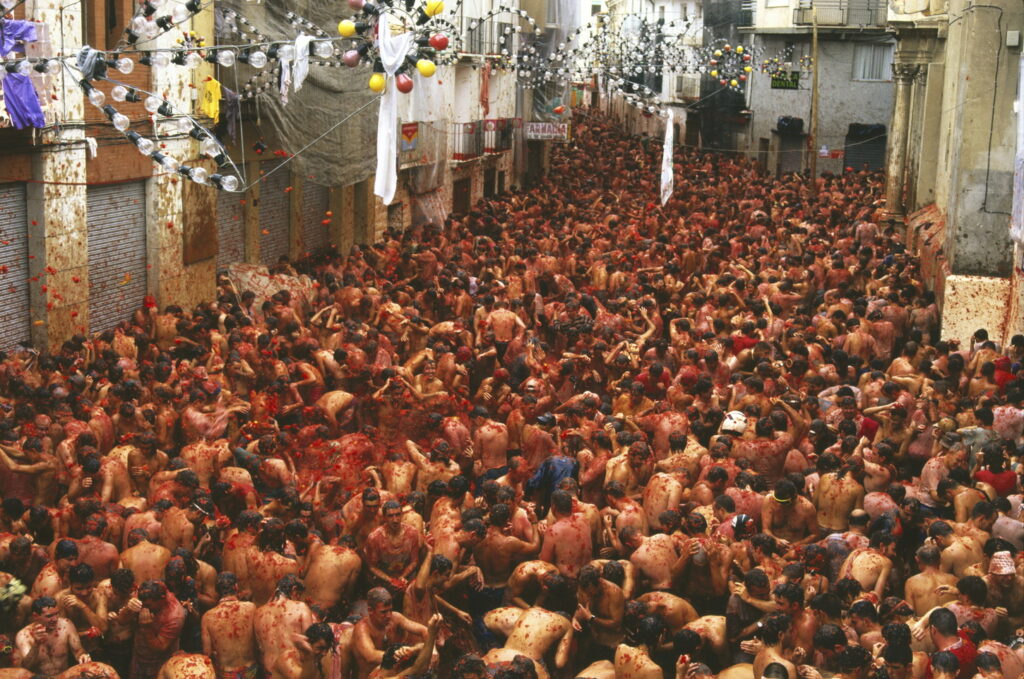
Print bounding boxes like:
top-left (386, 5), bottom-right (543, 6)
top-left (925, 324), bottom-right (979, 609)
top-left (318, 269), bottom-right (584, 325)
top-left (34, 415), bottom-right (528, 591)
top-left (3, 73), bottom-right (44, 129)
top-left (0, 19), bottom-right (38, 54)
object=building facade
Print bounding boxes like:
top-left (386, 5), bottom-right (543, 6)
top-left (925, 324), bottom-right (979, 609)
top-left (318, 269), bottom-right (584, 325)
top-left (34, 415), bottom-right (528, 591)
top-left (885, 0), bottom-right (1024, 344)
top-left (0, 0), bottom-right (541, 350)
top-left (740, 0), bottom-right (894, 175)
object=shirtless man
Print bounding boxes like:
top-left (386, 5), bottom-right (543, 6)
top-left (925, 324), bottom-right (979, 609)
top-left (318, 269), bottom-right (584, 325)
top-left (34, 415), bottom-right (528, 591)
top-left (574, 564), bottom-right (626, 654)
top-left (126, 433), bottom-right (168, 497)
top-left (201, 573), bottom-right (259, 679)
top-left (179, 439), bottom-right (232, 490)
top-left (155, 653), bottom-right (216, 679)
top-left (814, 463), bottom-right (865, 535)
top-left (903, 545), bottom-right (959, 616)
top-left (15, 597), bottom-right (90, 677)
top-left (246, 520), bottom-right (302, 606)
top-left (302, 538), bottom-right (363, 617)
top-left (838, 531), bottom-right (896, 599)
top-left (538, 490), bottom-right (592, 579)
top-left (483, 605), bottom-right (574, 671)
top-left (762, 480), bottom-right (818, 549)
top-left (118, 530), bottom-right (172, 584)
top-left (618, 527), bottom-right (679, 592)
top-left (506, 560), bottom-right (562, 609)
top-left (275, 621), bottom-right (350, 679)
top-left (352, 588), bottom-right (428, 679)
top-left (484, 300), bottom-right (525, 362)
top-left (471, 407), bottom-right (510, 477)
top-left (474, 503), bottom-right (541, 589)
top-left (614, 615), bottom-right (663, 679)
top-left (364, 500), bottom-right (423, 594)
top-left (929, 520), bottom-right (985, 577)
top-left (254, 575), bottom-right (317, 678)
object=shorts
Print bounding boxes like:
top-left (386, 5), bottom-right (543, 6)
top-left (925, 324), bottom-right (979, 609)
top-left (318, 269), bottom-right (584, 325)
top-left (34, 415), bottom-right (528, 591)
top-left (469, 586), bottom-right (507, 650)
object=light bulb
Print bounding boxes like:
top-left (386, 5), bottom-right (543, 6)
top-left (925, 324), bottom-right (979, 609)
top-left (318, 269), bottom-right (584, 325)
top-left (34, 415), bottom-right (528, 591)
top-left (151, 51), bottom-right (171, 68)
top-left (45, 59), bottom-right (61, 75)
top-left (171, 4), bottom-right (192, 24)
top-left (312, 41), bottom-right (334, 58)
top-left (201, 137), bottom-right (221, 157)
top-left (184, 52), bottom-right (203, 69)
top-left (116, 57), bottom-right (134, 74)
top-left (136, 137), bottom-right (155, 155)
top-left (111, 112), bottom-right (130, 131)
top-left (190, 167), bottom-right (209, 184)
top-left (131, 16), bottom-right (150, 34)
top-left (15, 61), bottom-right (31, 76)
top-left (276, 44), bottom-right (296, 61)
top-left (218, 175), bottom-right (240, 192)
top-left (0, 0), bottom-right (16, 7)
top-left (161, 155), bottom-right (180, 171)
top-left (111, 85), bottom-right (129, 101)
top-left (248, 50), bottom-right (267, 68)
top-left (88, 89), bottom-right (106, 107)
top-left (143, 21), bottom-right (160, 40)
top-left (144, 96), bottom-right (162, 113)
top-left (216, 50), bottom-right (236, 67)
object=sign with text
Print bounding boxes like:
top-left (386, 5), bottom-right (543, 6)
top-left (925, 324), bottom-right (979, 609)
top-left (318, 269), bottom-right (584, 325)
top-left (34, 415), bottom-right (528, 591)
top-left (770, 72), bottom-right (800, 90)
top-left (525, 122), bottom-right (570, 141)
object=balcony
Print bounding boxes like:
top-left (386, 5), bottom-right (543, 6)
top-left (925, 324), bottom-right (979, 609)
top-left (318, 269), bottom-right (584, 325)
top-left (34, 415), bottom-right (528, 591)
top-left (483, 118), bottom-right (515, 153)
top-left (399, 121), bottom-right (445, 169)
top-left (451, 121), bottom-right (484, 161)
top-left (672, 74), bottom-right (701, 102)
top-left (793, 0), bottom-right (886, 26)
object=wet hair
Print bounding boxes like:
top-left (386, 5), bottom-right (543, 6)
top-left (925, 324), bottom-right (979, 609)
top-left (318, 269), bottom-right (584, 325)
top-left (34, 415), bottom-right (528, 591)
top-left (430, 554), bottom-right (453, 575)
top-left (275, 573), bottom-right (305, 597)
top-left (32, 596), bottom-right (57, 614)
top-left (633, 615), bottom-right (665, 647)
top-left (929, 608), bottom-right (958, 636)
top-left (838, 645), bottom-right (872, 672)
top-left (602, 560), bottom-right (625, 586)
top-left (760, 612), bottom-right (791, 645)
top-left (956, 576), bottom-right (988, 606)
top-left (809, 592), bottom-right (842, 619)
top-left (762, 664), bottom-right (790, 679)
top-left (929, 651), bottom-right (959, 674)
top-left (551, 490), bottom-right (573, 515)
top-left (54, 539), bottom-right (79, 560)
top-left (367, 587), bottom-right (392, 609)
top-left (772, 582), bottom-right (804, 606)
top-left (110, 568), bottom-right (135, 593)
top-left (305, 622), bottom-right (336, 650)
top-left (68, 563), bottom-right (94, 586)
top-left (813, 623), bottom-right (848, 651)
top-left (216, 572), bottom-right (239, 596)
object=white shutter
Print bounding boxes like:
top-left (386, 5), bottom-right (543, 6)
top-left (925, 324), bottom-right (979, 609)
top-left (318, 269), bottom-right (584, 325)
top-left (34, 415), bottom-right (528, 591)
top-left (301, 182), bottom-right (330, 254)
top-left (0, 184), bottom-right (31, 348)
top-left (87, 182), bottom-right (148, 333)
top-left (217, 189), bottom-right (244, 270)
top-left (259, 161), bottom-right (291, 267)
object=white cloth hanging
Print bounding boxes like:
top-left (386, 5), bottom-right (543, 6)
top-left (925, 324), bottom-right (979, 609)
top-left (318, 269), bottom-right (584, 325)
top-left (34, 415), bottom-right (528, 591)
top-left (374, 12), bottom-right (415, 205)
top-left (293, 34), bottom-right (313, 92)
top-left (660, 108), bottom-right (674, 206)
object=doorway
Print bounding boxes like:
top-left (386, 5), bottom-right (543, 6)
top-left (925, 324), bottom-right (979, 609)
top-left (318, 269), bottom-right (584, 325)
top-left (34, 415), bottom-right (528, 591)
top-left (452, 177), bottom-right (472, 215)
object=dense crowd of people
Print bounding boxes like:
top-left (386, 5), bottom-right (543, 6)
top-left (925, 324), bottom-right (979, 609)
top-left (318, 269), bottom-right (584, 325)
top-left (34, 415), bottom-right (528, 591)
top-left (0, 110), bottom-right (1022, 679)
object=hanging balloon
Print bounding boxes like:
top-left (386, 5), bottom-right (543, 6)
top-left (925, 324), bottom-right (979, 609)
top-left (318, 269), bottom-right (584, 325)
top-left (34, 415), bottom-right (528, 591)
top-left (338, 20), bottom-right (357, 37)
top-left (396, 73), bottom-right (414, 93)
top-left (348, 0), bottom-right (365, 9)
top-left (429, 34), bottom-right (449, 50)
top-left (553, 105), bottom-right (565, 114)
top-left (735, 45), bottom-right (744, 54)
top-left (416, 59), bottom-right (436, 76)
top-left (425, 0), bottom-right (444, 16)
top-left (369, 73), bottom-right (386, 92)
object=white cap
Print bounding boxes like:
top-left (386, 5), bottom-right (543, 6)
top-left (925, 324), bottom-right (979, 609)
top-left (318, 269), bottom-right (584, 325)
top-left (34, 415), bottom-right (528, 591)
top-left (721, 410), bottom-right (748, 435)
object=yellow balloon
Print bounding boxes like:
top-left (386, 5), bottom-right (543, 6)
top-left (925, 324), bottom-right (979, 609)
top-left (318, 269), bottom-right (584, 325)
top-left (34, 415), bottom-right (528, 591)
top-left (730, 79), bottom-right (738, 86)
top-left (369, 73), bottom-right (386, 92)
top-left (713, 50), bottom-right (722, 57)
top-left (709, 69), bottom-right (717, 77)
top-left (416, 59), bottom-right (436, 77)
top-left (743, 65), bottom-right (752, 72)
top-left (425, 0), bottom-right (444, 15)
top-left (338, 20), bottom-right (357, 37)
top-left (735, 45), bottom-right (744, 53)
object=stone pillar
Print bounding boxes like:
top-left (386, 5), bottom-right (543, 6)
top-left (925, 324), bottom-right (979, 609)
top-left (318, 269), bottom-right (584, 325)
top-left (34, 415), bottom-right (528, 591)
top-left (26, 0), bottom-right (88, 349)
top-left (882, 63), bottom-right (919, 223)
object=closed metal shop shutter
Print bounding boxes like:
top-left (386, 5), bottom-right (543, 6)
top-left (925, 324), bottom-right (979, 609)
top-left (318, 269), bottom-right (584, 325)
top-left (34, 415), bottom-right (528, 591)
top-left (88, 182), bottom-right (148, 333)
top-left (844, 124), bottom-right (887, 172)
top-left (0, 184), bottom-right (31, 349)
top-left (301, 182), bottom-right (330, 254)
top-left (259, 161), bottom-right (290, 266)
top-left (217, 189), bottom-right (244, 270)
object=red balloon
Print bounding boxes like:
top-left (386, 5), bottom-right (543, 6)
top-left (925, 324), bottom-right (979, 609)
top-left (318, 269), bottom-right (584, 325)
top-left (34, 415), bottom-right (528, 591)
top-left (739, 74), bottom-right (747, 81)
top-left (553, 105), bottom-right (565, 114)
top-left (396, 73), bottom-right (414, 93)
top-left (719, 79), bottom-right (727, 85)
top-left (429, 34), bottom-right (449, 50)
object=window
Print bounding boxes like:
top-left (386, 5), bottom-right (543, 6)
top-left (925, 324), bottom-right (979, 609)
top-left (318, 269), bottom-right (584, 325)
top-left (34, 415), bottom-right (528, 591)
top-left (765, 0), bottom-right (789, 9)
top-left (852, 43), bottom-right (894, 81)
top-left (591, 3), bottom-right (602, 14)
top-left (658, 5), bottom-right (665, 20)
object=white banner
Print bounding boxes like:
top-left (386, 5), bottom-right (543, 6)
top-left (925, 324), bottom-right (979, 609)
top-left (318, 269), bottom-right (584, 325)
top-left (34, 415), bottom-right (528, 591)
top-left (660, 109), bottom-right (674, 206)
